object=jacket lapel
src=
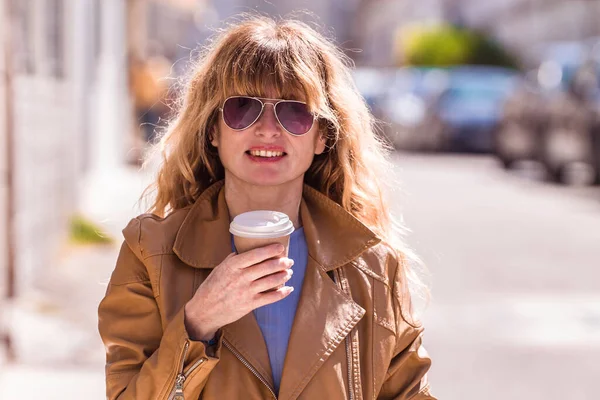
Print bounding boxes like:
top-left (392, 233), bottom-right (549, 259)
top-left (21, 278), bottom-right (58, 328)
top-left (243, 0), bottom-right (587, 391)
top-left (173, 180), bottom-right (232, 269)
top-left (173, 181), bottom-right (274, 388)
top-left (221, 312), bottom-right (275, 390)
top-left (172, 181), bottom-right (382, 399)
top-left (277, 191), bottom-right (379, 400)
top-left (277, 255), bottom-right (365, 400)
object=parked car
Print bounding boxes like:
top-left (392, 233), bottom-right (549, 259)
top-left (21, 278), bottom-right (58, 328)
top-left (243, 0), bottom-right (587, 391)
top-left (382, 67), bottom-right (449, 150)
top-left (494, 82), bottom-right (547, 167)
top-left (593, 113), bottom-right (600, 184)
top-left (495, 40), bottom-right (600, 185)
top-left (383, 66), bottom-right (518, 152)
top-left (538, 42), bottom-right (600, 184)
top-left (352, 67), bottom-right (394, 121)
top-left (540, 72), bottom-right (598, 183)
top-left (403, 66), bottom-right (519, 153)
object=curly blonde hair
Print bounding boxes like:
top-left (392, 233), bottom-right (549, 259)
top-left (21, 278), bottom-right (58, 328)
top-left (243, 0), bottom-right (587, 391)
top-left (145, 14), bottom-right (428, 323)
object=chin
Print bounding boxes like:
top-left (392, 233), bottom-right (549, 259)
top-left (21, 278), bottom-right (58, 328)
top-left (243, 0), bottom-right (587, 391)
top-left (244, 175), bottom-right (291, 187)
top-left (232, 169), bottom-right (302, 187)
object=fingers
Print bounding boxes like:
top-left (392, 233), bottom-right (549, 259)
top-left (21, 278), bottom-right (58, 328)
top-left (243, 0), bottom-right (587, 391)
top-left (245, 257), bottom-right (294, 281)
top-left (254, 286), bottom-right (295, 308)
top-left (252, 268), bottom-right (293, 294)
top-left (233, 244), bottom-right (285, 269)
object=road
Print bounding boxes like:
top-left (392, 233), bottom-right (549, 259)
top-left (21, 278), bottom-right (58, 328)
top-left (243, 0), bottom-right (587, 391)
top-left (390, 153), bottom-right (600, 400)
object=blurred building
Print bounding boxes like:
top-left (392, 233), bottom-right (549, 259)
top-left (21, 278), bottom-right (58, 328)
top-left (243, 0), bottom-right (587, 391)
top-left (0, 0), bottom-right (202, 360)
top-left (2, 0), bottom-right (81, 301)
top-left (0, 0), bottom-right (9, 360)
top-left (354, 0), bottom-right (444, 66)
top-left (204, 0), bottom-right (362, 60)
top-left (457, 0), bottom-right (600, 66)
top-left (357, 0), bottom-right (600, 67)
top-left (128, 0), bottom-right (204, 63)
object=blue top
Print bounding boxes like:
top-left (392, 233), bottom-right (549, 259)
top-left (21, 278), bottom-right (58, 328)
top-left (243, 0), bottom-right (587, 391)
top-left (231, 227), bottom-right (308, 394)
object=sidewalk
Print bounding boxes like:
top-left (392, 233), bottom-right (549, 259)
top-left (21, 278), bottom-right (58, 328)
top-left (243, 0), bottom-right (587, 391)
top-left (1, 160), bottom-right (158, 398)
top-left (0, 365), bottom-right (105, 400)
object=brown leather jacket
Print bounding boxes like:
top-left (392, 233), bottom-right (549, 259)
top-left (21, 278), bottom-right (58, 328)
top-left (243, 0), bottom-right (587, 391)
top-left (98, 181), bottom-right (435, 400)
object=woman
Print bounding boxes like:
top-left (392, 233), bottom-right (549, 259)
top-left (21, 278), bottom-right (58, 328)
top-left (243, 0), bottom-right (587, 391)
top-left (98, 15), bottom-right (435, 400)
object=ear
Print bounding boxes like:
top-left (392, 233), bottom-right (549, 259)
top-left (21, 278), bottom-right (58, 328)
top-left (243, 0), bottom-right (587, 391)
top-left (314, 134), bottom-right (326, 155)
top-left (210, 127), bottom-right (219, 147)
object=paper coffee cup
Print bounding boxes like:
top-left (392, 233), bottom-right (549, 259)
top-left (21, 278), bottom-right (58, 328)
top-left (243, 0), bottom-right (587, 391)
top-left (229, 210), bottom-right (295, 257)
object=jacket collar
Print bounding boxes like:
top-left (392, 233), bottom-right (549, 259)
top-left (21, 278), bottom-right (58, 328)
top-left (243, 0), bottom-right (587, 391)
top-left (173, 180), bottom-right (381, 272)
top-left (174, 180), bottom-right (381, 399)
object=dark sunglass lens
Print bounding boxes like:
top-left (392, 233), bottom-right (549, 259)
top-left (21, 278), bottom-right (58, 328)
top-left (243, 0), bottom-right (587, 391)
top-left (275, 101), bottom-right (314, 135)
top-left (223, 97), bottom-right (263, 130)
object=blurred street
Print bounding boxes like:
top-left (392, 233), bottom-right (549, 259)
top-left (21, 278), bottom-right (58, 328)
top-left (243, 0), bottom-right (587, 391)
top-left (392, 153), bottom-right (600, 400)
top-left (1, 153), bottom-right (599, 399)
top-left (0, 161), bottom-right (157, 399)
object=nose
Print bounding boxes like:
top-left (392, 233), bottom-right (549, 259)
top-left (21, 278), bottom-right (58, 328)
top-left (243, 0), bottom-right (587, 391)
top-left (254, 103), bottom-right (282, 138)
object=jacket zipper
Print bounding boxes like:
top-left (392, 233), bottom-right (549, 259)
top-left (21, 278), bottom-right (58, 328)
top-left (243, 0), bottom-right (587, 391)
top-left (334, 269), bottom-right (355, 400)
top-left (345, 337), bottom-right (354, 400)
top-left (167, 340), bottom-right (208, 400)
top-left (223, 339), bottom-right (278, 399)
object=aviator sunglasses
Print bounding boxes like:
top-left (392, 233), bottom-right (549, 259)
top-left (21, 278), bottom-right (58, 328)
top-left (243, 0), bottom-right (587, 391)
top-left (219, 96), bottom-right (316, 136)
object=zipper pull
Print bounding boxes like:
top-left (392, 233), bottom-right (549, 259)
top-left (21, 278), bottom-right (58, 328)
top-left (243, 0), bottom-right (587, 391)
top-left (172, 374), bottom-right (186, 400)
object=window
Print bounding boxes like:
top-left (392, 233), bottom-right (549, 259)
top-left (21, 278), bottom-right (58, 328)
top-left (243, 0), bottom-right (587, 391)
top-left (10, 0), bottom-right (35, 75)
top-left (46, 0), bottom-right (65, 78)
top-left (92, 0), bottom-right (101, 64)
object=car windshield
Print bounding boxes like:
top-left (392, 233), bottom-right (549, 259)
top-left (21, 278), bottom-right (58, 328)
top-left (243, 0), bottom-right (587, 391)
top-left (438, 74), bottom-right (517, 122)
top-left (444, 85), bottom-right (506, 103)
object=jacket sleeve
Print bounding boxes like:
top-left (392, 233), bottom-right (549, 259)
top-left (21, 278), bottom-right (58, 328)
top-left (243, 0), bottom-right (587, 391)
top-left (377, 327), bottom-right (435, 400)
top-left (98, 218), bottom-right (222, 399)
top-left (377, 253), bottom-right (435, 400)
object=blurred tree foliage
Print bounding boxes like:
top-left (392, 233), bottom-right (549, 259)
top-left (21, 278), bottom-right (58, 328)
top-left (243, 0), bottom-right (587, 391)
top-left (70, 215), bottom-right (114, 245)
top-left (397, 24), bottom-right (520, 69)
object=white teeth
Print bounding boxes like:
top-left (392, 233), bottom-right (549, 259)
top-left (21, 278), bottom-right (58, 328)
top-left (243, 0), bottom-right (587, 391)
top-left (249, 150), bottom-right (284, 157)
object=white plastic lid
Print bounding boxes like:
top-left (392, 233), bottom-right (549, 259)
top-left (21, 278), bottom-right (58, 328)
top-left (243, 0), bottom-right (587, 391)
top-left (229, 210), bottom-right (295, 239)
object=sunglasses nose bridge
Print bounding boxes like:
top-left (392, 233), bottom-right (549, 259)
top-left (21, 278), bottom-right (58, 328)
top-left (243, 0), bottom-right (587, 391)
top-left (254, 101), bottom-right (283, 135)
top-left (257, 102), bottom-right (279, 120)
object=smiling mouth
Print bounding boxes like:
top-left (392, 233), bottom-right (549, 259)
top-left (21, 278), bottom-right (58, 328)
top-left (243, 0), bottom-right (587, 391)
top-left (245, 150), bottom-right (287, 158)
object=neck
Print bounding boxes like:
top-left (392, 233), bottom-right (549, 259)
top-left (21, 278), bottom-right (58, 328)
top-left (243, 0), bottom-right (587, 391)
top-left (224, 174), bottom-right (304, 229)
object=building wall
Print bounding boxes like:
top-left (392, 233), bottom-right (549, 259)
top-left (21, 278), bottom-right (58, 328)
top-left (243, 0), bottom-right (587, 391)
top-left (0, 0), bottom-right (105, 296)
top-left (242, 0), bottom-right (359, 54)
top-left (8, 0), bottom-right (79, 293)
top-left (0, 0), bottom-right (9, 341)
top-left (0, 0), bottom-right (205, 342)
top-left (356, 0), bottom-right (444, 66)
top-left (357, 0), bottom-right (600, 67)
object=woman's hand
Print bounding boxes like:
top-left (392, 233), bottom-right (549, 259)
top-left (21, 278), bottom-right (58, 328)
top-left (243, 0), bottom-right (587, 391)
top-left (184, 243), bottom-right (294, 341)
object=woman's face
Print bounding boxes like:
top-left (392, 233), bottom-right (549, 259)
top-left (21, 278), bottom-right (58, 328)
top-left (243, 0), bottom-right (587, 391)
top-left (211, 91), bottom-right (326, 188)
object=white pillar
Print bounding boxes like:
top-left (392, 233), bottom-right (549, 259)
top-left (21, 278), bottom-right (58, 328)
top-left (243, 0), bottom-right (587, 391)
top-left (0, 0), bottom-right (9, 306)
top-left (71, 0), bottom-right (92, 181)
top-left (90, 0), bottom-right (128, 172)
top-left (81, 0), bottom-right (146, 239)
